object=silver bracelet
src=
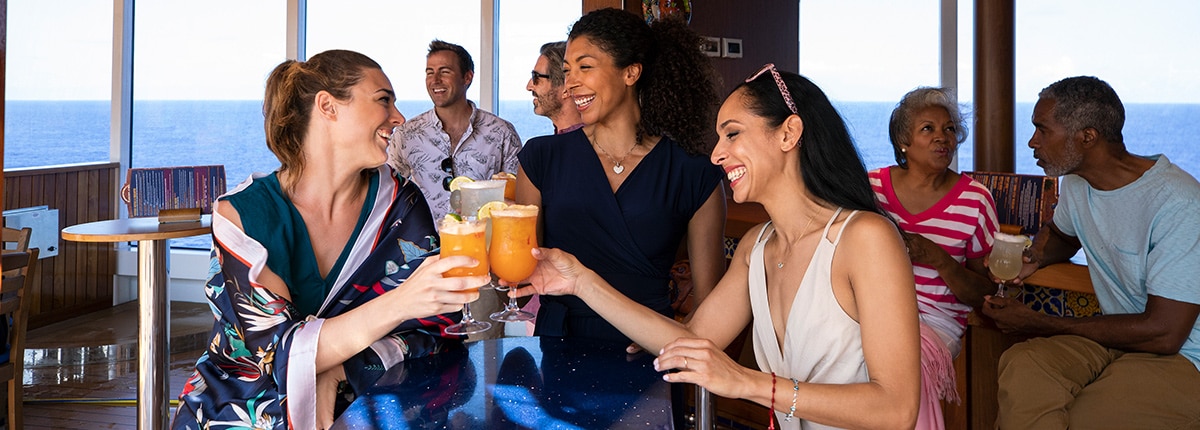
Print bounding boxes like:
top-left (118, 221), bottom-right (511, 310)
top-left (784, 378), bottom-right (799, 421)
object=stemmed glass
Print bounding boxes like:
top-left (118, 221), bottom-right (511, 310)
top-left (459, 179), bottom-right (508, 286)
top-left (440, 217), bottom-right (493, 335)
top-left (488, 204), bottom-right (539, 322)
top-left (988, 233), bottom-right (1028, 298)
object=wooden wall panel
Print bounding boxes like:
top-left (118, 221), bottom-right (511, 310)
top-left (689, 0), bottom-right (800, 97)
top-left (4, 162), bottom-right (120, 328)
top-left (582, 0), bottom-right (622, 13)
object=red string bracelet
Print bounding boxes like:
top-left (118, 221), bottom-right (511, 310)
top-left (768, 372), bottom-right (777, 430)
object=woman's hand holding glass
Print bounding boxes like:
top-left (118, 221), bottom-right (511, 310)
top-left (387, 254), bottom-right (489, 323)
top-left (512, 247), bottom-right (592, 300)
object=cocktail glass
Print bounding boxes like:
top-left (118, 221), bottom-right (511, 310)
top-left (488, 204), bottom-right (539, 322)
top-left (459, 179), bottom-right (507, 218)
top-left (988, 232), bottom-right (1028, 298)
top-left (459, 179), bottom-right (507, 289)
top-left (439, 217), bottom-right (493, 335)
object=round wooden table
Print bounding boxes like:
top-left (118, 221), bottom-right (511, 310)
top-left (62, 216), bottom-right (212, 430)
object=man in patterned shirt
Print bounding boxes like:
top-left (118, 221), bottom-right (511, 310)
top-left (388, 40), bottom-right (522, 223)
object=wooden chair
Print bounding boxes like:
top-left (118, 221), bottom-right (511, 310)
top-left (1, 227), bottom-right (32, 278)
top-left (948, 172), bottom-right (1059, 429)
top-left (1, 249), bottom-right (38, 430)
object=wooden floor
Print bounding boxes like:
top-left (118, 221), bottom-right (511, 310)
top-left (18, 301), bottom-right (210, 429)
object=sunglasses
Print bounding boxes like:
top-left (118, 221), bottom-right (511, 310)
top-left (746, 63), bottom-right (798, 115)
top-left (530, 70), bottom-right (552, 84)
top-left (441, 157), bottom-right (455, 191)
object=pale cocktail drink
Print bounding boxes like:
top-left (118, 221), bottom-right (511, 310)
top-left (989, 232), bottom-right (1028, 297)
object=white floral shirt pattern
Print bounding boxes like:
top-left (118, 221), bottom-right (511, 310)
top-left (387, 101), bottom-right (522, 222)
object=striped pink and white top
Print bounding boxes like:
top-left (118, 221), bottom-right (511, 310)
top-left (869, 167), bottom-right (999, 342)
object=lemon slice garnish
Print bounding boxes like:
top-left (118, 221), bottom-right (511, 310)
top-left (448, 176), bottom-right (474, 192)
top-left (477, 201), bottom-right (508, 220)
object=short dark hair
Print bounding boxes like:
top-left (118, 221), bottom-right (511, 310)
top-left (539, 41), bottom-right (567, 87)
top-left (1038, 76), bottom-right (1125, 144)
top-left (888, 87), bottom-right (969, 168)
top-left (428, 39), bottom-right (474, 75)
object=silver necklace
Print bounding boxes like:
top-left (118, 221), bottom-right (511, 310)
top-left (591, 129), bottom-right (642, 175)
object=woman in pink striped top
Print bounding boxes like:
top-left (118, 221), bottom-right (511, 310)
top-left (868, 87), bottom-right (1000, 429)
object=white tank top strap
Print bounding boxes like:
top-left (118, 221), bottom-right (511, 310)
top-left (819, 207), bottom-right (845, 239)
top-left (830, 209), bottom-right (861, 245)
top-left (754, 221), bottom-right (775, 245)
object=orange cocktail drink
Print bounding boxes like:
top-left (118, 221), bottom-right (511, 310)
top-left (439, 217), bottom-right (489, 278)
top-left (492, 172), bottom-right (517, 201)
top-left (488, 205), bottom-right (539, 283)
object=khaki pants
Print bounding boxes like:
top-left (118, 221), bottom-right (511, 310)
top-left (997, 335), bottom-right (1200, 429)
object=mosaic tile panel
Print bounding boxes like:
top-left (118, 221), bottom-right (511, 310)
top-left (1021, 284), bottom-right (1101, 317)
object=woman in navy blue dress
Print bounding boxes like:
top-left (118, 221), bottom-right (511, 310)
top-left (516, 8), bottom-right (726, 346)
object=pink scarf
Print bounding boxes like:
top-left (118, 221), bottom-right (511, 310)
top-left (916, 322), bottom-right (960, 429)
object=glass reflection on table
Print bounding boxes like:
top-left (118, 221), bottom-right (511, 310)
top-left (332, 337), bottom-right (674, 429)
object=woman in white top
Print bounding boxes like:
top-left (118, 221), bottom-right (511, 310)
top-left (515, 64), bottom-right (920, 429)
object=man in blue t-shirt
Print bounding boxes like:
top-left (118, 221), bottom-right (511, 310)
top-left (983, 76), bottom-right (1200, 429)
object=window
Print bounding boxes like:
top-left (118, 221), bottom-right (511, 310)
top-left (307, 0), bottom-right (482, 120)
top-left (799, 0), bottom-right (942, 171)
top-left (4, 1), bottom-right (113, 169)
top-left (496, 1), bottom-right (581, 141)
top-left (1014, 0), bottom-right (1200, 176)
top-left (131, 1), bottom-right (286, 248)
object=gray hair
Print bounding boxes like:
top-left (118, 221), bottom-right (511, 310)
top-left (1038, 76), bottom-right (1124, 144)
top-left (539, 41), bottom-right (567, 87)
top-left (888, 87), bottom-right (969, 168)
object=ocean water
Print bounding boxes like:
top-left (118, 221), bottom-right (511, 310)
top-left (6, 99), bottom-right (1200, 248)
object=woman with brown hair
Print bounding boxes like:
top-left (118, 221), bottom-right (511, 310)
top-left (171, 50), bottom-right (484, 429)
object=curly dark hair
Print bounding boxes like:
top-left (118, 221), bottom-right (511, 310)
top-left (736, 69), bottom-right (884, 218)
top-left (568, 8), bottom-right (720, 156)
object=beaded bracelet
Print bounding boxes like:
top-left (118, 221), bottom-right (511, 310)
top-left (768, 372), bottom-right (777, 430)
top-left (784, 378), bottom-right (799, 421)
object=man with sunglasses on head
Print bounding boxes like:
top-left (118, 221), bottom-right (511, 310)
top-left (527, 41), bottom-right (583, 135)
top-left (388, 39), bottom-right (522, 224)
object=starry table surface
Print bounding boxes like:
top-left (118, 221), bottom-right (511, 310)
top-left (333, 336), bottom-right (677, 429)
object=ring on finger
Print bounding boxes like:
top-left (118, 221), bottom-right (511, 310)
top-left (683, 357), bottom-right (689, 369)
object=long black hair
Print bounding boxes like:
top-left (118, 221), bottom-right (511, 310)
top-left (735, 70), bottom-right (884, 217)
top-left (568, 8), bottom-right (720, 156)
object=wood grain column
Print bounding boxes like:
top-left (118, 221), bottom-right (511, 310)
top-left (2, 0), bottom-right (8, 207)
top-left (974, 0), bottom-right (1015, 172)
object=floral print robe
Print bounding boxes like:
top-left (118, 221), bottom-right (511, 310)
top-left (171, 167), bottom-right (461, 429)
